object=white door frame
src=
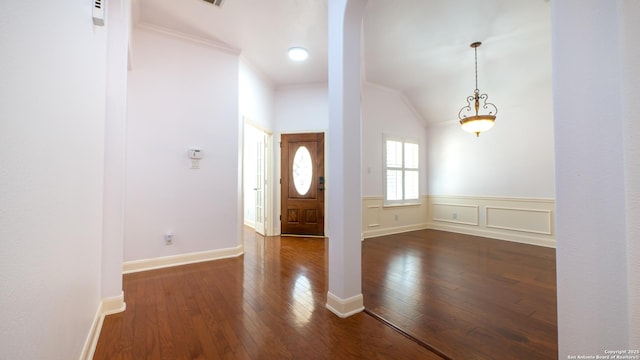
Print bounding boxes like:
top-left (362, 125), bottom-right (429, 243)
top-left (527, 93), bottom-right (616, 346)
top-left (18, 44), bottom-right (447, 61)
top-left (243, 119), bottom-right (273, 236)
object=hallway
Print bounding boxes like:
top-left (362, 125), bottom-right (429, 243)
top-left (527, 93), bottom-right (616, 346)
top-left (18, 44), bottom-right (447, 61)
top-left (94, 228), bottom-right (441, 359)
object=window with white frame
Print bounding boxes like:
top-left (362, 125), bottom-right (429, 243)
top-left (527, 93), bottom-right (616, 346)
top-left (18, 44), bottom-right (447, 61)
top-left (384, 136), bottom-right (419, 205)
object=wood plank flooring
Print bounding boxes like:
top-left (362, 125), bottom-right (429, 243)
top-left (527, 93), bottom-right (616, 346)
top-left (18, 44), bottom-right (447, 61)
top-left (95, 228), bottom-right (557, 359)
top-left (94, 229), bottom-right (442, 359)
top-left (363, 229), bottom-right (557, 359)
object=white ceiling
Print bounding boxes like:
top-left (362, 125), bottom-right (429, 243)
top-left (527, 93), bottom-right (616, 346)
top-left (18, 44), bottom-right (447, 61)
top-left (134, 0), bottom-right (551, 125)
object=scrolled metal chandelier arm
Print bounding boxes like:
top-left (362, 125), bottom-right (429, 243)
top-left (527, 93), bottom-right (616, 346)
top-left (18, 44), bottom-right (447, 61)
top-left (458, 93), bottom-right (497, 119)
top-left (458, 95), bottom-right (477, 120)
top-left (478, 93), bottom-right (498, 116)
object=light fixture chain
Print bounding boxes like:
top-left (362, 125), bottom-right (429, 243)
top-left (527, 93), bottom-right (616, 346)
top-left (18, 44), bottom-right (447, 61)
top-left (474, 45), bottom-right (478, 92)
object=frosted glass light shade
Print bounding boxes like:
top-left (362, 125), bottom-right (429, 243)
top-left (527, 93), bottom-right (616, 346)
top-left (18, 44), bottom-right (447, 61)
top-left (460, 115), bottom-right (496, 136)
top-left (288, 47), bottom-right (309, 61)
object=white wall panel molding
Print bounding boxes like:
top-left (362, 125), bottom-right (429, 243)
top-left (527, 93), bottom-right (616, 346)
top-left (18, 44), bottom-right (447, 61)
top-left (428, 195), bottom-right (556, 248)
top-left (429, 194), bottom-right (555, 204)
top-left (486, 206), bottom-right (552, 235)
top-left (431, 202), bottom-right (479, 226)
top-left (365, 204), bottom-right (381, 228)
top-left (362, 195), bottom-right (555, 247)
top-left (428, 222), bottom-right (556, 248)
top-left (123, 245), bottom-right (244, 274)
top-left (362, 196), bottom-right (429, 239)
top-left (364, 223), bottom-right (431, 239)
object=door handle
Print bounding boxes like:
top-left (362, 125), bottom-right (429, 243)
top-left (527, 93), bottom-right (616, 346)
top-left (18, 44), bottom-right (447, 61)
top-left (318, 176), bottom-right (325, 191)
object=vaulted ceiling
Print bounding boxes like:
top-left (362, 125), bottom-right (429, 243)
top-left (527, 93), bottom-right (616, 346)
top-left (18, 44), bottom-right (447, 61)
top-left (133, 0), bottom-right (551, 125)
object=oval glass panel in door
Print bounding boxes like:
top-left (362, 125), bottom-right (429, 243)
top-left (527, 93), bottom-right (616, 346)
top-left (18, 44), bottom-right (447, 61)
top-left (293, 146), bottom-right (313, 195)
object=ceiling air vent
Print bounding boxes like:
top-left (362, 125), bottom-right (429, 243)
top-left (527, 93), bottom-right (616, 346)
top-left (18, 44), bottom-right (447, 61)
top-left (203, 0), bottom-right (225, 7)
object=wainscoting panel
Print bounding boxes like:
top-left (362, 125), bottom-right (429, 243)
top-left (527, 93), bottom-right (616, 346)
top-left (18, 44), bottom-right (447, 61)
top-left (362, 196), bottom-right (429, 239)
top-left (431, 202), bottom-right (479, 226)
top-left (366, 204), bottom-right (381, 228)
top-left (428, 195), bottom-right (556, 248)
top-left (486, 206), bottom-right (552, 235)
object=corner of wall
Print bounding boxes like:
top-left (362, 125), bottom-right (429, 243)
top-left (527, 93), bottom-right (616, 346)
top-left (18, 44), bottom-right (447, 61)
top-left (79, 293), bottom-right (126, 360)
top-left (325, 292), bottom-right (364, 318)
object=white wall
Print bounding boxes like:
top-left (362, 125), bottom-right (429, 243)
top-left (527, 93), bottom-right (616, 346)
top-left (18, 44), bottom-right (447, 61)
top-left (274, 85), bottom-right (329, 133)
top-left (125, 27), bottom-right (241, 262)
top-left (362, 83), bottom-right (428, 197)
top-left (240, 59), bottom-right (275, 130)
top-left (427, 31), bottom-right (554, 199)
top-left (553, 0), bottom-right (638, 355)
top-left (622, 0), bottom-right (640, 346)
top-left (428, 119), bottom-right (554, 198)
top-left (0, 1), bottom-right (107, 359)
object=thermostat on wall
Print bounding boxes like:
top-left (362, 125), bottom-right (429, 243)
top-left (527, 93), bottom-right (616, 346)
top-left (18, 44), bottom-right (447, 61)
top-left (92, 0), bottom-right (105, 26)
top-left (188, 149), bottom-right (203, 159)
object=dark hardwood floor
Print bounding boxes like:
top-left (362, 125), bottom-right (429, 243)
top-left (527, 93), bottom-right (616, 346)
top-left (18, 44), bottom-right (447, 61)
top-left (94, 228), bottom-right (557, 359)
top-left (94, 228), bottom-right (442, 359)
top-left (363, 229), bottom-right (557, 359)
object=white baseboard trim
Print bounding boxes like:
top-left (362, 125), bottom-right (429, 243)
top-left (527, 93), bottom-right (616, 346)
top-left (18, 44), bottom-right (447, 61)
top-left (243, 219), bottom-right (256, 229)
top-left (80, 292), bottom-right (126, 360)
top-left (123, 245), bottom-right (244, 274)
top-left (428, 222), bottom-right (556, 248)
top-left (101, 292), bottom-right (127, 316)
top-left (79, 302), bottom-right (103, 360)
top-left (363, 223), bottom-right (430, 239)
top-left (325, 292), bottom-right (364, 318)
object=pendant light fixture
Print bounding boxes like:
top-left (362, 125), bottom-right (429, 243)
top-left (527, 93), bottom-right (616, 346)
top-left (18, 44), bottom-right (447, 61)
top-left (458, 42), bottom-right (498, 137)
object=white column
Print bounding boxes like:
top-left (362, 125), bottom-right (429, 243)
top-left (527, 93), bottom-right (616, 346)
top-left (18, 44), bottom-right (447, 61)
top-left (101, 0), bottom-right (130, 313)
top-left (326, 0), bottom-right (367, 317)
top-left (622, 0), bottom-right (640, 349)
top-left (553, 0), bottom-right (638, 355)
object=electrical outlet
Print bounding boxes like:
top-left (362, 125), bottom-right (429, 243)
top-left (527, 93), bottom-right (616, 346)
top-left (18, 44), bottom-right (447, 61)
top-left (394, 214), bottom-right (399, 221)
top-left (452, 213), bottom-right (457, 220)
top-left (164, 232), bottom-right (173, 245)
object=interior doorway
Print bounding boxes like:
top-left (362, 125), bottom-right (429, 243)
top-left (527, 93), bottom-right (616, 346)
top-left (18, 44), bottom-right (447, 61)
top-left (280, 132), bottom-right (325, 236)
top-left (243, 121), bottom-right (272, 236)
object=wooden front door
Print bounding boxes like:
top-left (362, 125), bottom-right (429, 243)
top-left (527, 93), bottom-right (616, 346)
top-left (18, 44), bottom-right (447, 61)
top-left (281, 133), bottom-right (324, 236)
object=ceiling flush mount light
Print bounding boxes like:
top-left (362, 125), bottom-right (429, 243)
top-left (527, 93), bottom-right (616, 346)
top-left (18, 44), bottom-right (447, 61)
top-left (458, 42), bottom-right (498, 137)
top-left (288, 47), bottom-right (309, 62)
